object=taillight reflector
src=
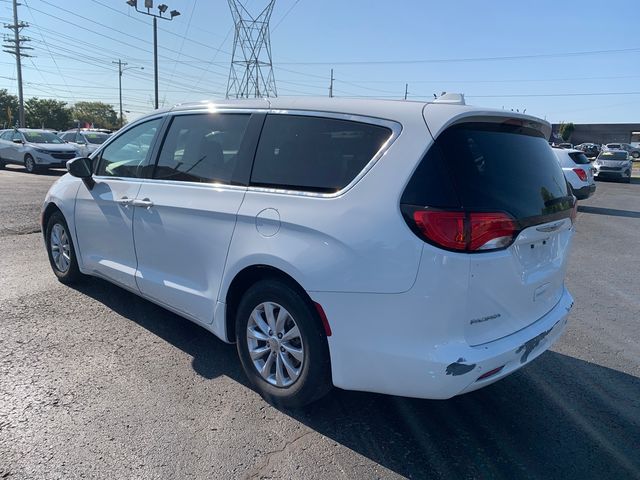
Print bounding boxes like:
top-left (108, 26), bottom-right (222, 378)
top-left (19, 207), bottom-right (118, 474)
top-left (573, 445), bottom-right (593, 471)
top-left (411, 210), bottom-right (517, 252)
top-left (477, 365), bottom-right (504, 381)
top-left (572, 168), bottom-right (587, 181)
top-left (313, 302), bottom-right (332, 337)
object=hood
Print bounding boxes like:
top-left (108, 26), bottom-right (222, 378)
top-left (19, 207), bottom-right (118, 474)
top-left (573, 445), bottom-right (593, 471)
top-left (597, 159), bottom-right (629, 166)
top-left (30, 143), bottom-right (77, 152)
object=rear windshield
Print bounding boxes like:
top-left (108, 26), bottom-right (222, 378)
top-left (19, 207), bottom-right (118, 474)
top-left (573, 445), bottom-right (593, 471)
top-left (402, 122), bottom-right (572, 220)
top-left (598, 151), bottom-right (627, 160)
top-left (568, 152), bottom-right (591, 164)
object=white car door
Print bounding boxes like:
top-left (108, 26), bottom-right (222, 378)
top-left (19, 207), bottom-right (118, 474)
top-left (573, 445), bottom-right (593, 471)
top-left (132, 112), bottom-right (259, 324)
top-left (74, 117), bottom-right (164, 290)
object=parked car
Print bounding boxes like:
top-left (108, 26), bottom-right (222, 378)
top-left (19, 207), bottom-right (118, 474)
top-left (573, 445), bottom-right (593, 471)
top-left (41, 97), bottom-right (576, 406)
top-left (0, 128), bottom-right (78, 173)
top-left (604, 143), bottom-right (640, 159)
top-left (574, 143), bottom-right (601, 159)
top-left (553, 148), bottom-right (596, 199)
top-left (557, 142), bottom-right (573, 149)
top-left (59, 130), bottom-right (111, 157)
top-left (593, 150), bottom-right (633, 183)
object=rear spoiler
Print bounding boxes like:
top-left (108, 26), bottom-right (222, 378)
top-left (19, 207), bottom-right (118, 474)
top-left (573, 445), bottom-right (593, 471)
top-left (423, 104), bottom-right (551, 141)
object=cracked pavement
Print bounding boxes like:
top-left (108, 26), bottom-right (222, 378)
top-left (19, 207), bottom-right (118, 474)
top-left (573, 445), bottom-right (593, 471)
top-left (1, 165), bottom-right (639, 479)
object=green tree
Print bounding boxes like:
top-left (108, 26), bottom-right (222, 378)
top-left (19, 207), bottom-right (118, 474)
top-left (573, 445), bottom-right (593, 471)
top-left (559, 122), bottom-right (575, 142)
top-left (0, 89), bottom-right (19, 128)
top-left (25, 97), bottom-right (72, 130)
top-left (72, 101), bottom-right (118, 129)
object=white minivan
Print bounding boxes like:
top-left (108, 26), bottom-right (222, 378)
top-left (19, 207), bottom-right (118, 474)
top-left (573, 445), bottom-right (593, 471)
top-left (42, 97), bottom-right (576, 406)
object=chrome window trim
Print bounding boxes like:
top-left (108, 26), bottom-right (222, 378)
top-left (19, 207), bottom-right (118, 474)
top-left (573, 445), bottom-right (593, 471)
top-left (139, 177), bottom-right (248, 191)
top-left (91, 107), bottom-right (402, 196)
top-left (247, 109), bottom-right (403, 198)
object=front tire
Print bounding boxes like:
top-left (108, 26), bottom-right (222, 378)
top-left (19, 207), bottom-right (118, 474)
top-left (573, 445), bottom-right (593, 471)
top-left (45, 211), bottom-right (84, 284)
top-left (24, 154), bottom-right (38, 174)
top-left (235, 279), bottom-right (332, 407)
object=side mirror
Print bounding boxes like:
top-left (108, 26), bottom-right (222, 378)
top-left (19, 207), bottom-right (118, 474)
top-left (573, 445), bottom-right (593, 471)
top-left (12, 138), bottom-right (23, 144)
top-left (67, 157), bottom-right (95, 189)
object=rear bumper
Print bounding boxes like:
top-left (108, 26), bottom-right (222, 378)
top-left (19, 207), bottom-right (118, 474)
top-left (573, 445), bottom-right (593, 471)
top-left (573, 183), bottom-right (596, 199)
top-left (313, 287), bottom-right (573, 400)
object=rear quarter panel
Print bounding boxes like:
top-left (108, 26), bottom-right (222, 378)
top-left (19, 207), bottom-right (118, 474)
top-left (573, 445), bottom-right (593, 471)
top-left (221, 108), bottom-right (432, 296)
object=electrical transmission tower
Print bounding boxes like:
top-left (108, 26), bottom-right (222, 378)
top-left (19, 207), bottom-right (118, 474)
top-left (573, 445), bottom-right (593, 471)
top-left (3, 0), bottom-right (32, 127)
top-left (226, 0), bottom-right (277, 99)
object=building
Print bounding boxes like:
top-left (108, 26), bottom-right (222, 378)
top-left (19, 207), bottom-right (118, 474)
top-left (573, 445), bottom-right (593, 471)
top-left (551, 123), bottom-right (640, 145)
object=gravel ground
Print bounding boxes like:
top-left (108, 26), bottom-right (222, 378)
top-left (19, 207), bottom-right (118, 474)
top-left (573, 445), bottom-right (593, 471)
top-left (1, 165), bottom-right (639, 479)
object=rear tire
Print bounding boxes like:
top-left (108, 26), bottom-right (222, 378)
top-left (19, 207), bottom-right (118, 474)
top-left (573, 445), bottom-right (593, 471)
top-left (235, 279), bottom-right (332, 407)
top-left (24, 154), bottom-right (38, 174)
top-left (45, 211), bottom-right (84, 284)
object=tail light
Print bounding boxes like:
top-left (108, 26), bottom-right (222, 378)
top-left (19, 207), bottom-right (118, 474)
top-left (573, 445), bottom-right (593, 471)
top-left (409, 209), bottom-right (517, 252)
top-left (572, 168), bottom-right (587, 181)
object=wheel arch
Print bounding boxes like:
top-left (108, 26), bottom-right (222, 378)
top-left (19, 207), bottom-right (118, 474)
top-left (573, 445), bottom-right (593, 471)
top-left (223, 264), bottom-right (322, 344)
top-left (41, 201), bottom-right (62, 236)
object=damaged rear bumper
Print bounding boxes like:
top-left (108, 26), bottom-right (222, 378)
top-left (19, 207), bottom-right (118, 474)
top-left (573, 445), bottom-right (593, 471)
top-left (450, 288), bottom-right (573, 397)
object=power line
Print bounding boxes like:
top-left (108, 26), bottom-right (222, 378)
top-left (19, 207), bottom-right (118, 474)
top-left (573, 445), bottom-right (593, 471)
top-left (274, 46), bottom-right (640, 65)
top-left (271, 0), bottom-right (300, 32)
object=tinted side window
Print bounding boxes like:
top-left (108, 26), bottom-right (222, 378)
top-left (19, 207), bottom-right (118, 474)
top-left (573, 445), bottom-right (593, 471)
top-left (154, 113), bottom-right (250, 184)
top-left (401, 144), bottom-right (459, 208)
top-left (0, 131), bottom-right (12, 140)
top-left (96, 118), bottom-right (162, 178)
top-left (251, 115), bottom-right (392, 193)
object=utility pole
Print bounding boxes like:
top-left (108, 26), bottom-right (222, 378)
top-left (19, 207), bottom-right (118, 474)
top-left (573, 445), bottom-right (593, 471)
top-left (113, 59), bottom-right (143, 128)
top-left (404, 83), bottom-right (408, 100)
top-left (3, 0), bottom-right (32, 127)
top-left (126, 0), bottom-right (180, 110)
top-left (329, 68), bottom-right (334, 98)
top-left (113, 59), bottom-right (127, 127)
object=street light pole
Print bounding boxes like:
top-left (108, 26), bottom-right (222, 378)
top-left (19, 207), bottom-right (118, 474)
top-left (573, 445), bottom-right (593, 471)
top-left (113, 59), bottom-right (143, 128)
top-left (126, 0), bottom-right (180, 110)
top-left (153, 16), bottom-right (158, 109)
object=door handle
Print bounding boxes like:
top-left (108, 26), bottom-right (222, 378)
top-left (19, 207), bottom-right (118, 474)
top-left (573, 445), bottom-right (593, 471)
top-left (132, 198), bottom-right (154, 209)
top-left (117, 196), bottom-right (133, 206)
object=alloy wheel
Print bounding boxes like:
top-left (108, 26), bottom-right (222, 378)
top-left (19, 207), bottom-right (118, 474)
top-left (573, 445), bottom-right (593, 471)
top-left (25, 156), bottom-right (35, 173)
top-left (246, 301), bottom-right (304, 388)
top-left (50, 223), bottom-right (71, 273)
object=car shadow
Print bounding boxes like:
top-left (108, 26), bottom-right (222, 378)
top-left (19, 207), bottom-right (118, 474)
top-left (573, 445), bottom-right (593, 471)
top-left (578, 205), bottom-right (640, 219)
top-left (70, 278), bottom-right (640, 479)
top-left (2, 165), bottom-right (66, 176)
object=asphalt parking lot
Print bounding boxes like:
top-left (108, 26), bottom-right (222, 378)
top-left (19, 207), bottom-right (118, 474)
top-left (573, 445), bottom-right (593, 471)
top-left (1, 165), bottom-right (639, 480)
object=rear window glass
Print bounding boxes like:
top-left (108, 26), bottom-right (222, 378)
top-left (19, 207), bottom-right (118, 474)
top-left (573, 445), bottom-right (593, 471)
top-left (568, 152), bottom-right (590, 165)
top-left (404, 123), bottom-right (572, 220)
top-left (250, 115), bottom-right (392, 193)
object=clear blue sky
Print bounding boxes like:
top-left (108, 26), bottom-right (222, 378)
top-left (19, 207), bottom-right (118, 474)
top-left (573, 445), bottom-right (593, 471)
top-left (1, 0), bottom-right (639, 124)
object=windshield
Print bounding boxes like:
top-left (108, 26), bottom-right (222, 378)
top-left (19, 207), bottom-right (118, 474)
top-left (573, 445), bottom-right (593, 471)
top-left (606, 144), bottom-right (621, 149)
top-left (84, 132), bottom-right (110, 144)
top-left (598, 151), bottom-right (627, 161)
top-left (23, 131), bottom-right (64, 144)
